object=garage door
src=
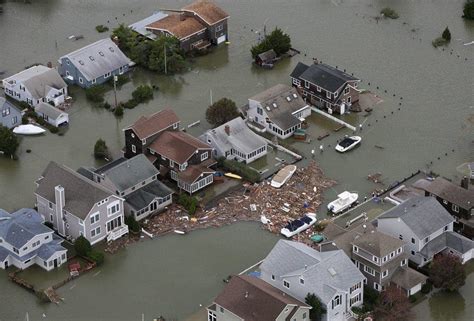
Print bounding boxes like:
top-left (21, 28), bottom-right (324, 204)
top-left (217, 35), bottom-right (226, 44)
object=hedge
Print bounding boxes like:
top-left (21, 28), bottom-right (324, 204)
top-left (219, 158), bottom-right (261, 183)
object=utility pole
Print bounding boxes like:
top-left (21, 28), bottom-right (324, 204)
top-left (210, 89), bottom-right (213, 105)
top-left (113, 75), bottom-right (118, 108)
top-left (164, 44), bottom-right (167, 74)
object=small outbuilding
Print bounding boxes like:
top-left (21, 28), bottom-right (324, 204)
top-left (256, 49), bottom-right (277, 67)
top-left (35, 102), bottom-right (69, 127)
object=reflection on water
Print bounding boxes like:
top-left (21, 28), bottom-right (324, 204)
top-left (429, 291), bottom-right (466, 321)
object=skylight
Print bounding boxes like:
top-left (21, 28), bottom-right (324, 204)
top-left (328, 267), bottom-right (337, 277)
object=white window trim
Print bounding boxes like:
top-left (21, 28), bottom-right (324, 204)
top-left (131, 144), bottom-right (136, 153)
top-left (382, 270), bottom-right (388, 278)
top-left (201, 151), bottom-right (209, 161)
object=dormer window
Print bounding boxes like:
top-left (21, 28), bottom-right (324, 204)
top-left (373, 256), bottom-right (379, 263)
top-left (353, 245), bottom-right (358, 253)
top-left (299, 277), bottom-right (304, 285)
top-left (79, 60), bottom-right (84, 65)
top-left (109, 47), bottom-right (115, 52)
top-left (89, 56), bottom-right (95, 61)
top-left (99, 51), bottom-right (104, 56)
top-left (326, 91), bottom-right (331, 99)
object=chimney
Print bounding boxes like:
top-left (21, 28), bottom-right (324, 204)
top-left (224, 125), bottom-right (230, 136)
top-left (461, 176), bottom-right (469, 190)
top-left (47, 61), bottom-right (53, 68)
top-left (55, 185), bottom-right (66, 235)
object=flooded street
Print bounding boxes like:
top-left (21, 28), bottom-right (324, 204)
top-left (0, 0), bottom-right (473, 320)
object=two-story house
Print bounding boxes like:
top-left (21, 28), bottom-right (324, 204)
top-left (148, 131), bottom-right (216, 194)
top-left (35, 162), bottom-right (129, 245)
top-left (0, 97), bottom-right (23, 129)
top-left (245, 84), bottom-right (311, 139)
top-left (2, 65), bottom-right (68, 107)
top-left (207, 274), bottom-right (311, 321)
top-left (78, 154), bottom-right (173, 221)
top-left (290, 62), bottom-right (360, 114)
top-left (58, 38), bottom-right (133, 88)
top-left (261, 240), bottom-right (365, 321)
top-left (377, 197), bottom-right (474, 267)
top-left (200, 117), bottom-right (268, 164)
top-left (143, 0), bottom-right (229, 52)
top-left (0, 208), bottom-right (67, 271)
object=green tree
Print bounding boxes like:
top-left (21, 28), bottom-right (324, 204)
top-left (251, 27), bottom-right (291, 58)
top-left (112, 24), bottom-right (138, 54)
top-left (305, 293), bottom-right (326, 321)
top-left (0, 125), bottom-right (20, 157)
top-left (114, 105), bottom-right (124, 117)
top-left (94, 138), bottom-right (109, 159)
top-left (205, 98), bottom-right (240, 127)
top-left (125, 215), bottom-right (141, 234)
top-left (132, 85), bottom-right (154, 103)
top-left (85, 85), bottom-right (106, 103)
top-left (442, 27), bottom-right (451, 41)
top-left (87, 250), bottom-right (105, 266)
top-left (463, 0), bottom-right (474, 19)
top-left (74, 236), bottom-right (92, 257)
top-left (148, 36), bottom-right (186, 74)
top-left (374, 286), bottom-right (413, 321)
top-left (430, 254), bottom-right (466, 291)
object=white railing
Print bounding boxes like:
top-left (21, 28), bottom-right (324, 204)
top-left (107, 225), bottom-right (129, 242)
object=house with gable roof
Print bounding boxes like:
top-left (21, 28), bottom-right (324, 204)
top-left (377, 196), bottom-right (474, 267)
top-left (207, 274), bottom-right (311, 321)
top-left (290, 62), bottom-right (360, 114)
top-left (0, 97), bottom-right (23, 129)
top-left (260, 240), bottom-right (365, 321)
top-left (58, 38), bottom-right (133, 88)
top-left (2, 65), bottom-right (68, 107)
top-left (0, 208), bottom-right (67, 271)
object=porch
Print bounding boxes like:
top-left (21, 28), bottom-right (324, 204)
top-left (107, 225), bottom-right (129, 242)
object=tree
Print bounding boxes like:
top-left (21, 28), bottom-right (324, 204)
top-left (132, 85), bottom-right (154, 103)
top-left (442, 27), bottom-right (451, 41)
top-left (74, 236), bottom-right (92, 257)
top-left (114, 105), bottom-right (124, 117)
top-left (429, 254), bottom-right (466, 291)
top-left (0, 125), bottom-right (20, 157)
top-left (305, 293), bottom-right (326, 321)
top-left (251, 27), bottom-right (291, 58)
top-left (125, 215), bottom-right (141, 234)
top-left (148, 36), bottom-right (186, 74)
top-left (205, 98), bottom-right (240, 127)
top-left (94, 138), bottom-right (109, 159)
top-left (374, 286), bottom-right (413, 321)
top-left (463, 0), bottom-right (474, 19)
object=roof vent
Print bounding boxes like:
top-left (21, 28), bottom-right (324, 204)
top-left (272, 103), bottom-right (277, 108)
top-left (328, 267), bottom-right (337, 277)
top-left (286, 96), bottom-right (291, 102)
top-left (293, 93), bottom-right (298, 98)
top-left (244, 291), bottom-right (249, 298)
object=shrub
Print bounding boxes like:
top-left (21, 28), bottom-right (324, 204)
top-left (442, 27), bottom-right (451, 41)
top-left (363, 285), bottom-right (380, 311)
top-left (305, 293), bottom-right (326, 321)
top-left (85, 85), bottom-right (106, 103)
top-left (0, 125), bottom-right (20, 157)
top-left (122, 99), bottom-right (138, 109)
top-left (102, 102), bottom-right (111, 109)
top-left (177, 194), bottom-right (199, 215)
top-left (421, 281), bottom-right (432, 294)
top-left (74, 236), bottom-right (92, 257)
top-left (429, 253), bottom-right (466, 291)
top-left (114, 105), bottom-right (124, 117)
top-left (87, 250), bottom-right (105, 266)
top-left (115, 74), bottom-right (129, 87)
top-left (95, 25), bottom-right (109, 33)
top-left (463, 0), bottom-right (474, 19)
top-left (125, 215), bottom-right (141, 234)
top-left (408, 295), bottom-right (417, 303)
top-left (94, 138), bottom-right (109, 159)
top-left (250, 27), bottom-right (291, 58)
top-left (220, 158), bottom-right (261, 183)
top-left (131, 85), bottom-right (154, 103)
top-left (205, 98), bottom-right (240, 127)
top-left (49, 127), bottom-right (59, 134)
top-left (381, 7), bottom-right (399, 19)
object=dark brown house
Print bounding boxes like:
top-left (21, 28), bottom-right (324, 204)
top-left (145, 0), bottom-right (229, 52)
top-left (290, 62), bottom-right (360, 114)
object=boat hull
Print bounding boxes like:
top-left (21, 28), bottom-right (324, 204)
top-left (335, 136), bottom-right (362, 153)
top-left (271, 165), bottom-right (297, 188)
top-left (13, 124), bottom-right (46, 135)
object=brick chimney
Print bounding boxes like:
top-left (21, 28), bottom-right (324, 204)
top-left (224, 125), bottom-right (230, 136)
top-left (54, 185), bottom-right (66, 236)
top-left (461, 176), bottom-right (469, 190)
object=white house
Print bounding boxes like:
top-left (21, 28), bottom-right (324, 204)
top-left (377, 197), bottom-right (474, 267)
top-left (200, 117), bottom-right (268, 164)
top-left (245, 84), bottom-right (311, 139)
top-left (35, 102), bottom-right (69, 127)
top-left (260, 240), bottom-right (365, 321)
top-left (0, 208), bottom-right (67, 271)
top-left (35, 162), bottom-right (129, 245)
top-left (2, 65), bottom-right (68, 107)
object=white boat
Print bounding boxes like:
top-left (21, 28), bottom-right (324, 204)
top-left (271, 165), bottom-right (297, 188)
top-left (174, 230), bottom-right (186, 235)
top-left (13, 124), bottom-right (46, 135)
top-left (327, 191), bottom-right (359, 214)
top-left (335, 136), bottom-right (362, 153)
top-left (260, 215), bottom-right (271, 225)
top-left (280, 213), bottom-right (317, 238)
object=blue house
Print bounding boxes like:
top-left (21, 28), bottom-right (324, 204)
top-left (0, 97), bottom-right (23, 129)
top-left (58, 38), bottom-right (133, 89)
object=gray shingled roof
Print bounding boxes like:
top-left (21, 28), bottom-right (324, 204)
top-left (3, 65), bottom-right (66, 100)
top-left (261, 240), bottom-right (365, 304)
top-left (125, 180), bottom-right (173, 211)
top-left (60, 38), bottom-right (132, 82)
top-left (35, 102), bottom-right (67, 121)
top-left (391, 267), bottom-right (427, 290)
top-left (36, 162), bottom-right (112, 219)
top-left (423, 177), bottom-right (474, 209)
top-left (129, 12), bottom-right (168, 40)
top-left (37, 237), bottom-right (67, 260)
top-left (378, 197), bottom-right (454, 240)
top-left (299, 63), bottom-right (359, 93)
top-left (94, 155), bottom-right (159, 192)
top-left (352, 230), bottom-right (406, 258)
top-left (419, 231), bottom-right (474, 259)
top-left (249, 84), bottom-right (308, 131)
top-left (290, 62), bottom-right (309, 79)
top-left (201, 117), bottom-right (267, 155)
top-left (0, 208), bottom-right (52, 249)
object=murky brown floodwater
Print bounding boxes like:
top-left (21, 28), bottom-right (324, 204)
top-left (0, 0), bottom-right (473, 320)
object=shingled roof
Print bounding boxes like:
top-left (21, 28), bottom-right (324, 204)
top-left (213, 275), bottom-right (308, 321)
top-left (124, 109), bottom-right (179, 140)
top-left (352, 230), bottom-right (406, 258)
top-left (183, 0), bottom-right (229, 25)
top-left (423, 177), bottom-right (474, 209)
top-left (146, 14), bottom-right (206, 40)
top-left (298, 63), bottom-right (359, 93)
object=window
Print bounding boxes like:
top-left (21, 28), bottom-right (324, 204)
top-left (444, 225), bottom-right (448, 231)
top-left (215, 24), bottom-right (223, 32)
top-left (424, 237), bottom-right (429, 244)
top-left (79, 60), bottom-right (84, 65)
top-left (62, 253), bottom-right (66, 260)
top-left (383, 256), bottom-right (387, 263)
top-left (374, 283), bottom-right (380, 291)
top-left (452, 204), bottom-right (459, 213)
top-left (49, 202), bottom-right (53, 209)
top-left (326, 91), bottom-right (331, 99)
top-left (108, 203), bottom-right (120, 215)
top-left (390, 252), bottom-right (395, 259)
top-left (364, 265), bottom-right (375, 276)
top-left (401, 259), bottom-right (407, 266)
top-left (271, 274), bottom-right (275, 280)
top-left (90, 212), bottom-right (100, 224)
top-left (397, 247), bottom-right (402, 254)
top-left (305, 81), bottom-right (309, 89)
top-left (411, 250), bottom-right (416, 256)
top-left (104, 72), bottom-right (111, 78)
top-left (131, 144), bottom-right (136, 153)
top-left (283, 280), bottom-right (290, 288)
top-left (109, 47), bottom-right (115, 52)
top-left (353, 245), bottom-right (358, 253)
top-left (99, 51), bottom-right (105, 56)
top-left (411, 237), bottom-right (415, 244)
top-left (303, 312), bottom-right (307, 319)
top-left (89, 56), bottom-right (95, 61)
top-left (45, 235), bottom-right (49, 240)
top-left (399, 234), bottom-right (403, 240)
top-left (344, 87), bottom-right (350, 95)
top-left (13, 248), bottom-right (19, 254)
top-left (201, 152), bottom-right (208, 161)
top-left (332, 295), bottom-right (342, 309)
top-left (79, 77), bottom-right (83, 84)
top-left (350, 293), bottom-right (361, 306)
top-left (373, 256), bottom-right (379, 263)
top-left (350, 282), bottom-right (361, 294)
top-left (316, 86), bottom-right (321, 92)
top-left (119, 66), bottom-right (124, 74)
top-left (299, 277), bottom-right (304, 284)
top-left (66, 60), bottom-right (70, 65)
top-left (179, 162), bottom-right (187, 171)
top-left (66, 70), bottom-right (70, 76)
top-left (91, 78), bottom-right (96, 84)
top-left (173, 123), bottom-right (178, 129)
top-left (257, 107), bottom-right (263, 115)
top-left (208, 311), bottom-right (217, 321)
top-left (443, 200), bottom-right (448, 205)
top-left (169, 160), bottom-right (175, 168)
top-left (293, 78), bottom-right (301, 86)
top-left (2, 107), bottom-right (10, 117)
top-left (382, 270), bottom-right (388, 278)
top-left (91, 226), bottom-right (101, 237)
